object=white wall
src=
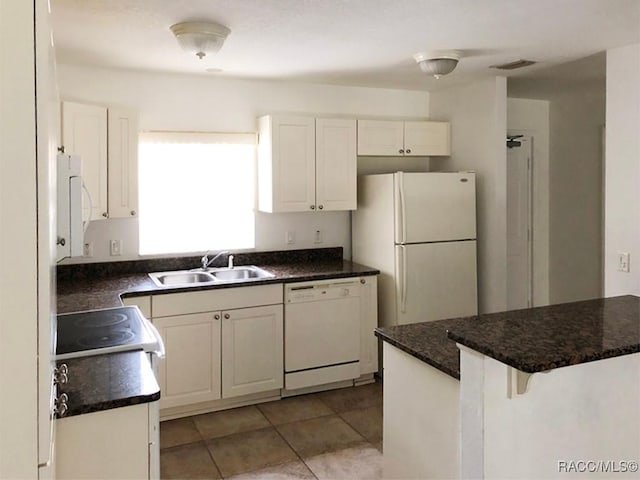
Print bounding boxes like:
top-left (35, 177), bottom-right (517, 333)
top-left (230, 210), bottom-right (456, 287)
top-left (429, 77), bottom-right (508, 314)
top-left (547, 89), bottom-right (604, 302)
top-left (604, 44), bottom-right (640, 296)
top-left (57, 64), bottom-right (430, 263)
top-left (507, 98), bottom-right (550, 306)
top-left (0, 1), bottom-right (39, 477)
top-left (508, 54), bottom-right (605, 304)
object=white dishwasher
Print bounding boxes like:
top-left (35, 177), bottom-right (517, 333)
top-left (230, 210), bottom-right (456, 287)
top-left (284, 278), bottom-right (361, 390)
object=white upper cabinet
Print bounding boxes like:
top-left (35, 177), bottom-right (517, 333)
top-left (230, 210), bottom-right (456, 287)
top-left (62, 101), bottom-right (108, 220)
top-left (315, 118), bottom-right (357, 211)
top-left (61, 101), bottom-right (139, 220)
top-left (357, 119), bottom-right (450, 156)
top-left (107, 108), bottom-right (139, 218)
top-left (357, 120), bottom-right (404, 156)
top-left (258, 115), bottom-right (357, 212)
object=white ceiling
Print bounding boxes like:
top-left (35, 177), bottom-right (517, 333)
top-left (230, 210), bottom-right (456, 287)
top-left (50, 0), bottom-right (640, 91)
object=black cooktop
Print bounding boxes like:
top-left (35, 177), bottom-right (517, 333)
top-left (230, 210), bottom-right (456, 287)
top-left (56, 306), bottom-right (156, 359)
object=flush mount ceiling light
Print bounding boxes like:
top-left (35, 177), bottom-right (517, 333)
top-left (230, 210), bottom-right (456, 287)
top-left (413, 50), bottom-right (462, 79)
top-left (170, 21), bottom-right (231, 60)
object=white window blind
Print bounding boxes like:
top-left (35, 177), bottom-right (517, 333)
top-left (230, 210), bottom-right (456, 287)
top-left (138, 131), bottom-right (257, 255)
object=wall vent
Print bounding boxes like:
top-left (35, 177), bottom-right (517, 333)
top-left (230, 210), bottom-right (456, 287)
top-left (490, 59), bottom-right (537, 70)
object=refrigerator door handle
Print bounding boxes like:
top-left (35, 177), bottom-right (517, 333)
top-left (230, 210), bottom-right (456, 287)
top-left (398, 172), bottom-right (407, 244)
top-left (400, 245), bottom-right (408, 313)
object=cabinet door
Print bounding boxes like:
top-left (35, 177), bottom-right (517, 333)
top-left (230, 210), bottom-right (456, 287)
top-left (359, 276), bottom-right (379, 375)
top-left (107, 108), bottom-right (139, 218)
top-left (259, 115), bottom-right (316, 212)
top-left (404, 121), bottom-right (450, 156)
top-left (357, 120), bottom-right (404, 156)
top-left (153, 312), bottom-right (221, 409)
top-left (315, 118), bottom-right (357, 211)
top-left (61, 101), bottom-right (108, 220)
top-left (221, 305), bottom-right (283, 398)
top-left (56, 404), bottom-right (150, 480)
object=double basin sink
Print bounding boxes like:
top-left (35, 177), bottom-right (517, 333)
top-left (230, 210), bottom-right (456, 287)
top-left (149, 266), bottom-right (275, 288)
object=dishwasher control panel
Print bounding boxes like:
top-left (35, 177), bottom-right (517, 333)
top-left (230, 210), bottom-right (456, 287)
top-left (285, 279), bottom-right (361, 303)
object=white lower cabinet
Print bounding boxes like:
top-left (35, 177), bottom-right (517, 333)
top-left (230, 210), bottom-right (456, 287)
top-left (56, 403), bottom-right (152, 479)
top-left (359, 275), bottom-right (379, 375)
top-left (153, 311), bottom-right (222, 409)
top-left (149, 284), bottom-right (283, 414)
top-left (221, 305), bottom-right (283, 398)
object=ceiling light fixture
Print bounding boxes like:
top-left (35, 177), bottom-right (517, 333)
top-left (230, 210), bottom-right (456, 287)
top-left (413, 50), bottom-right (462, 79)
top-left (170, 21), bottom-right (231, 60)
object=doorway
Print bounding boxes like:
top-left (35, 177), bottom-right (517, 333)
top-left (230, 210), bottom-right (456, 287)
top-left (507, 134), bottom-right (533, 309)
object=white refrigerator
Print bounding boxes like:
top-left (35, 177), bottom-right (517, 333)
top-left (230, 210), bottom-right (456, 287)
top-left (352, 172), bottom-right (478, 327)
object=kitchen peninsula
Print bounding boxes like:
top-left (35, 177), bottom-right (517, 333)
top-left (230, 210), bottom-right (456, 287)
top-left (376, 295), bottom-right (640, 479)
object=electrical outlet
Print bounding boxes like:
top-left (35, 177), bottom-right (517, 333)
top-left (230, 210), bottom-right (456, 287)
top-left (314, 229), bottom-right (323, 244)
top-left (286, 231), bottom-right (296, 244)
top-left (83, 242), bottom-right (93, 257)
top-left (617, 252), bottom-right (630, 272)
top-left (110, 239), bottom-right (122, 256)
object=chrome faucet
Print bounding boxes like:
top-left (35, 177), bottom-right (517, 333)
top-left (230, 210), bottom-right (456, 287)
top-left (228, 255), bottom-right (234, 269)
top-left (200, 250), bottom-right (229, 270)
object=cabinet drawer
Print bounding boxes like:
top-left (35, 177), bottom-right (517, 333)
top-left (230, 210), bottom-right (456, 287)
top-left (152, 284), bottom-right (283, 317)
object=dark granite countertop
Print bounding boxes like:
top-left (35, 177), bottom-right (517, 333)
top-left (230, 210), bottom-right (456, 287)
top-left (376, 318), bottom-right (469, 379)
top-left (57, 247), bottom-right (379, 313)
top-left (56, 351), bottom-right (160, 417)
top-left (377, 295), bottom-right (640, 380)
top-left (447, 295), bottom-right (640, 374)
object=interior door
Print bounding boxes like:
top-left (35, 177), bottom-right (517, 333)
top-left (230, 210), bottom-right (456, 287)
top-left (395, 241), bottom-right (477, 324)
top-left (507, 135), bottom-right (533, 309)
top-left (394, 172), bottom-right (476, 244)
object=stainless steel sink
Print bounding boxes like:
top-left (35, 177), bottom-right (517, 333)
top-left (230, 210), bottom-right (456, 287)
top-left (208, 266), bottom-right (275, 282)
top-left (149, 270), bottom-right (216, 287)
top-left (148, 265), bottom-right (274, 287)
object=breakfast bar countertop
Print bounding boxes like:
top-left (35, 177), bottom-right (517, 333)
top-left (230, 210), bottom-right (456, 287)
top-left (376, 295), bottom-right (640, 380)
top-left (447, 294), bottom-right (640, 373)
top-left (57, 247), bottom-right (379, 313)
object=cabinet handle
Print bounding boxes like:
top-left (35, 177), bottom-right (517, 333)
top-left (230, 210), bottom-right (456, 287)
top-left (360, 278), bottom-right (366, 284)
top-left (213, 314), bottom-right (220, 320)
top-left (57, 237), bottom-right (66, 246)
top-left (310, 205), bottom-right (315, 210)
top-left (224, 313), bottom-right (230, 319)
top-left (318, 205), bottom-right (324, 210)
top-left (406, 149), bottom-right (411, 154)
top-left (130, 210), bottom-right (136, 216)
top-left (102, 212), bottom-right (109, 218)
top-left (398, 149), bottom-right (404, 154)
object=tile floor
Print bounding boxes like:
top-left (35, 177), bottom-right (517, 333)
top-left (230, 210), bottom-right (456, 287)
top-left (160, 381), bottom-right (383, 479)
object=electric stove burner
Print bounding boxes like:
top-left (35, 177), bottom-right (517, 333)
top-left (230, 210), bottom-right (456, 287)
top-left (74, 312), bottom-right (129, 329)
top-left (77, 330), bottom-right (136, 349)
top-left (56, 306), bottom-right (162, 359)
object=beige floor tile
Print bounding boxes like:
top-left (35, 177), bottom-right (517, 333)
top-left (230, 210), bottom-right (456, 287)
top-left (339, 405), bottom-right (383, 442)
top-left (206, 427), bottom-right (298, 477)
top-left (160, 442), bottom-right (221, 479)
top-left (258, 394), bottom-right (334, 425)
top-left (193, 405), bottom-right (271, 439)
top-left (226, 460), bottom-right (316, 479)
top-left (316, 383), bottom-right (382, 413)
top-left (276, 415), bottom-right (365, 458)
top-left (160, 417), bottom-right (202, 449)
top-left (304, 444), bottom-right (383, 480)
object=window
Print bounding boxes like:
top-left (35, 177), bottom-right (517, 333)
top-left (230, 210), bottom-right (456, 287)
top-left (138, 132), bottom-right (256, 255)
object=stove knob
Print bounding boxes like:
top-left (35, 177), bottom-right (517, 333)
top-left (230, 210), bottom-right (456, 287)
top-left (54, 364), bottom-right (69, 385)
top-left (54, 393), bottom-right (69, 418)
